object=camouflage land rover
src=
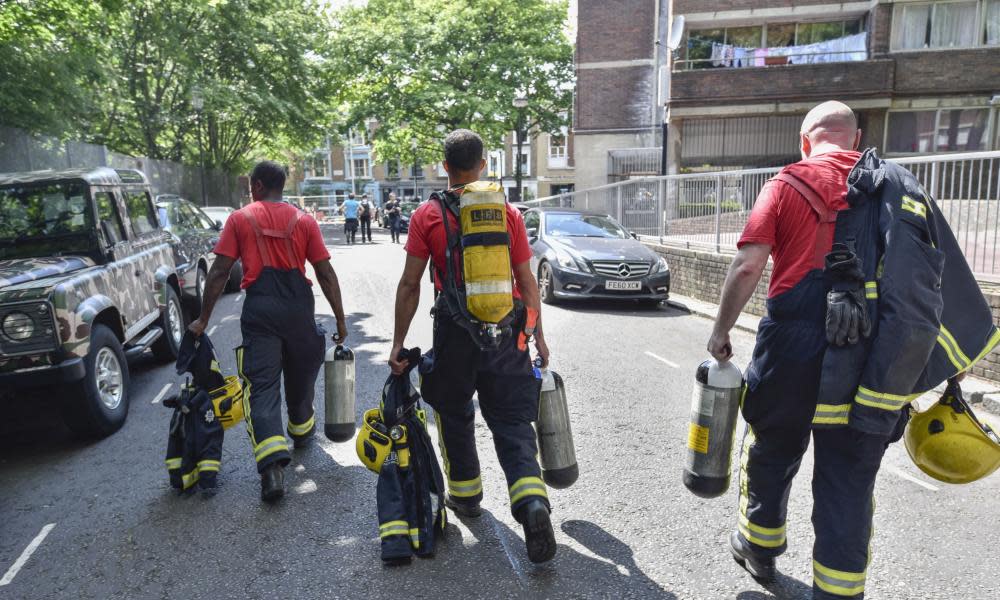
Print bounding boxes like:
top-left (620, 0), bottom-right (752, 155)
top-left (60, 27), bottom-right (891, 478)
top-left (0, 168), bottom-right (184, 437)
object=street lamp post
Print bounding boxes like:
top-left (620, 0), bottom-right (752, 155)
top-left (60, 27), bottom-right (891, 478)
top-left (410, 138), bottom-right (418, 201)
top-left (191, 86), bottom-right (207, 206)
top-left (512, 95), bottom-right (528, 203)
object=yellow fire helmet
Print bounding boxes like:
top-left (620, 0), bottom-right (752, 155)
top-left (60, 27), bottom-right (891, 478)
top-left (357, 408), bottom-right (393, 474)
top-left (904, 381), bottom-right (1000, 484)
top-left (209, 375), bottom-right (244, 430)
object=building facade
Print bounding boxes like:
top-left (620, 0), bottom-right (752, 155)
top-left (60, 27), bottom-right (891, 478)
top-left (575, 0), bottom-right (1000, 184)
top-left (297, 128), bottom-right (575, 208)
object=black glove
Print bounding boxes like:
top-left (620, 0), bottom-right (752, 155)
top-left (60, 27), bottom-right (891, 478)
top-left (824, 244), bottom-right (872, 346)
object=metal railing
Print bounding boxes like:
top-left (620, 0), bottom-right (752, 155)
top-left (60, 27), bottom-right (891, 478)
top-left (524, 150), bottom-right (1000, 280)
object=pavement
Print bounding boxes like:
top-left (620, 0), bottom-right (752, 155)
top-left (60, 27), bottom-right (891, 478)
top-left (2, 227), bottom-right (999, 600)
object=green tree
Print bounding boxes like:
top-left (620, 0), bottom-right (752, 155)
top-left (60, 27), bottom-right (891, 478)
top-left (329, 0), bottom-right (574, 166)
top-left (102, 0), bottom-right (334, 172)
top-left (0, 0), bottom-right (118, 137)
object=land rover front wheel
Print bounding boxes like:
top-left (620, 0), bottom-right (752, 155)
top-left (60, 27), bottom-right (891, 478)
top-left (62, 324), bottom-right (130, 437)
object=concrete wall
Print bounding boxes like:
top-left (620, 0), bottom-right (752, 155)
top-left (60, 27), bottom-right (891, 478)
top-left (645, 241), bottom-right (1000, 384)
top-left (573, 132), bottom-right (648, 193)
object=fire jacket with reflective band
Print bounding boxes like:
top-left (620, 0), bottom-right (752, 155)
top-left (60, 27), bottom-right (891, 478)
top-left (817, 149), bottom-right (1000, 435)
top-left (374, 352), bottom-right (447, 562)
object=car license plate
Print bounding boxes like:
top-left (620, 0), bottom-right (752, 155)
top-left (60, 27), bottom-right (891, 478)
top-left (605, 280), bottom-right (641, 291)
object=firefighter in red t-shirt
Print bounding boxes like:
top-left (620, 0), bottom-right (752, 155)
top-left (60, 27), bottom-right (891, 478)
top-left (188, 161), bottom-right (348, 503)
top-left (706, 102), bottom-right (890, 597)
top-left (388, 130), bottom-right (556, 564)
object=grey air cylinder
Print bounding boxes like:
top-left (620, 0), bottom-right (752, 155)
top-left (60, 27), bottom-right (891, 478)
top-left (324, 345), bottom-right (356, 442)
top-left (682, 359), bottom-right (743, 498)
top-left (536, 367), bottom-right (578, 489)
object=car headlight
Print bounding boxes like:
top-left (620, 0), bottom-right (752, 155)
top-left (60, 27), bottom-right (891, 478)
top-left (554, 248), bottom-right (580, 271)
top-left (2, 311), bottom-right (34, 341)
top-left (653, 256), bottom-right (669, 273)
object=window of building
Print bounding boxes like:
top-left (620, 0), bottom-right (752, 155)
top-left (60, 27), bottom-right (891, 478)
top-left (886, 108), bottom-right (993, 153)
top-left (386, 160), bottom-right (399, 179)
top-left (349, 128), bottom-right (368, 147)
top-left (548, 135), bottom-right (568, 169)
top-left (988, 0), bottom-right (1000, 44)
top-left (488, 151), bottom-right (505, 179)
top-left (549, 135), bottom-right (567, 159)
top-left (684, 19), bottom-right (865, 69)
top-left (891, 0), bottom-right (993, 50)
top-left (312, 153), bottom-right (329, 178)
top-left (351, 158), bottom-right (371, 179)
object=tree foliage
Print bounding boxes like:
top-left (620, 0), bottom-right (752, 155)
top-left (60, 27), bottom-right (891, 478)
top-left (329, 0), bottom-right (574, 165)
top-left (0, 0), bottom-right (334, 172)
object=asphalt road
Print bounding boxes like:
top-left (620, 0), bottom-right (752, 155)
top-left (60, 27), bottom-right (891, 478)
top-left (2, 226), bottom-right (998, 600)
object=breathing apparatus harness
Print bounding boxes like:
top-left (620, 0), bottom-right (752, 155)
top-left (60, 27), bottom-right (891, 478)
top-left (431, 182), bottom-right (519, 351)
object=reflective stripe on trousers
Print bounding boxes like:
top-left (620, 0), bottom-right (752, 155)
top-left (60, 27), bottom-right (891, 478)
top-left (508, 476), bottom-right (548, 505)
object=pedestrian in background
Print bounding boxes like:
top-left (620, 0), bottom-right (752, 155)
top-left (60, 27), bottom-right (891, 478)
top-left (342, 192), bottom-right (360, 245)
top-left (384, 192), bottom-right (402, 243)
top-left (359, 194), bottom-right (373, 243)
top-left (188, 160), bottom-right (348, 503)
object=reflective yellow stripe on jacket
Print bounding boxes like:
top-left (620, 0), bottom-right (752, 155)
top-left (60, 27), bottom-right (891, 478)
top-left (854, 386), bottom-right (920, 411)
top-left (864, 281), bottom-right (878, 300)
top-left (900, 195), bottom-right (927, 219)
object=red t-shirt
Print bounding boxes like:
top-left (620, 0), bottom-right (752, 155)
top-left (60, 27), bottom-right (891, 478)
top-left (213, 201), bottom-right (330, 289)
top-left (738, 151), bottom-right (860, 298)
top-left (405, 199), bottom-right (532, 298)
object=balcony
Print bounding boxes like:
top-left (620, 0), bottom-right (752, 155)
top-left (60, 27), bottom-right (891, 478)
top-left (669, 58), bottom-right (895, 109)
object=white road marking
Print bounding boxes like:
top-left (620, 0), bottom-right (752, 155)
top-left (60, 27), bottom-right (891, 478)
top-left (644, 351), bottom-right (679, 369)
top-left (208, 325), bottom-right (218, 336)
top-left (886, 466), bottom-right (939, 492)
top-left (151, 383), bottom-right (173, 404)
top-left (0, 523), bottom-right (56, 587)
top-left (221, 315), bottom-right (238, 323)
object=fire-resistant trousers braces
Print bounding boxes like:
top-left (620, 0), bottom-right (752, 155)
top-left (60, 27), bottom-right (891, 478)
top-left (237, 268), bottom-right (325, 473)
top-left (420, 312), bottom-right (547, 519)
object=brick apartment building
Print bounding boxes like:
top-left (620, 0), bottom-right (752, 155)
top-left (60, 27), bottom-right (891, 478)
top-left (576, 0), bottom-right (1000, 186)
top-left (297, 128), bottom-right (575, 208)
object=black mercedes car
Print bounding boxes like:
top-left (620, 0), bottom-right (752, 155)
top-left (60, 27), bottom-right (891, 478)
top-left (523, 208), bottom-right (670, 305)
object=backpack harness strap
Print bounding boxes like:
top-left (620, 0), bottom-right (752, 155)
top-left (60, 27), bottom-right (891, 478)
top-left (773, 172), bottom-right (837, 268)
top-left (241, 204), bottom-right (302, 269)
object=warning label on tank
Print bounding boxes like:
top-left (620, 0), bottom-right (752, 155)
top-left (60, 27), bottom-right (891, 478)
top-left (687, 423), bottom-right (710, 454)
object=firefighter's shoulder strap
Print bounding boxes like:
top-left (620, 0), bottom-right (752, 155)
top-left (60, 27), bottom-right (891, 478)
top-left (773, 172), bottom-right (837, 268)
top-left (240, 203), bottom-right (302, 268)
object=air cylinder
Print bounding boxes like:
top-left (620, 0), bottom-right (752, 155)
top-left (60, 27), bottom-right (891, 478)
top-left (535, 363), bottom-right (578, 489)
top-left (682, 359), bottom-right (743, 498)
top-left (324, 345), bottom-right (356, 442)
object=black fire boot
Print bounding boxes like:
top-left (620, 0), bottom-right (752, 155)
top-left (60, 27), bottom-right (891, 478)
top-left (730, 531), bottom-right (777, 583)
top-left (260, 464), bottom-right (285, 503)
top-left (445, 495), bottom-right (483, 518)
top-left (517, 499), bottom-right (556, 564)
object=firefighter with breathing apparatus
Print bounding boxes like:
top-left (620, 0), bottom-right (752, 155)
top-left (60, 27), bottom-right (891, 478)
top-left (389, 129), bottom-right (556, 564)
top-left (704, 101), bottom-right (1000, 599)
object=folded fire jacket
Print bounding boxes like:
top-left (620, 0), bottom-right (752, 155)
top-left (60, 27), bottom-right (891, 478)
top-left (817, 149), bottom-right (1000, 436)
top-left (164, 332), bottom-right (227, 493)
